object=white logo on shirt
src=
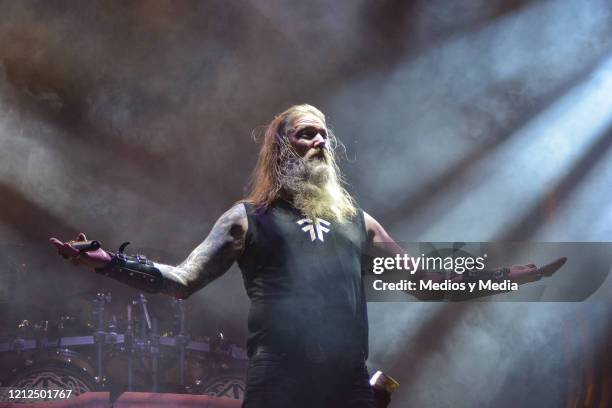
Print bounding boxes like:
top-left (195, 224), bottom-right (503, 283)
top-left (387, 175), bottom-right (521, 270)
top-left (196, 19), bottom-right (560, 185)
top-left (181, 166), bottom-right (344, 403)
top-left (297, 218), bottom-right (331, 242)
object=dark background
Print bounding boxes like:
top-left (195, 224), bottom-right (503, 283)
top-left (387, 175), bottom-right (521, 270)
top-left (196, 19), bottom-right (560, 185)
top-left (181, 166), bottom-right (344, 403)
top-left (0, 1), bottom-right (611, 406)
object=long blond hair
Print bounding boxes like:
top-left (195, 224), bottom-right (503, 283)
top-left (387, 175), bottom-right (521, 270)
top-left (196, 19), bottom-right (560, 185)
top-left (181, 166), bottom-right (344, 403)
top-left (242, 104), bottom-right (357, 221)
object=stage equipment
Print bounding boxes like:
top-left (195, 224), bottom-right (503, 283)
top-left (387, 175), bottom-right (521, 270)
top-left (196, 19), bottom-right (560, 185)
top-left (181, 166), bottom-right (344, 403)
top-left (0, 291), bottom-right (247, 403)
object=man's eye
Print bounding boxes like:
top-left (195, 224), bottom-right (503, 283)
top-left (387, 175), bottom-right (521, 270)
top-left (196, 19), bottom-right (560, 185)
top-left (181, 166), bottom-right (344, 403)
top-left (298, 129), bottom-right (327, 139)
top-left (301, 130), bottom-right (315, 138)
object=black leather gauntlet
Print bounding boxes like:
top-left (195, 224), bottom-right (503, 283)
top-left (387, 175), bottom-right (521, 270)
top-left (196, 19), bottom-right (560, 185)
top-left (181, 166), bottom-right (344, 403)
top-left (461, 267), bottom-right (510, 283)
top-left (95, 242), bottom-right (163, 293)
top-left (444, 267), bottom-right (512, 301)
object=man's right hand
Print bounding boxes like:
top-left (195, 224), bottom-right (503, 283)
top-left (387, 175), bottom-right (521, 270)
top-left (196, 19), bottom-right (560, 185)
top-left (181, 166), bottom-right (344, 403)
top-left (50, 233), bottom-right (112, 269)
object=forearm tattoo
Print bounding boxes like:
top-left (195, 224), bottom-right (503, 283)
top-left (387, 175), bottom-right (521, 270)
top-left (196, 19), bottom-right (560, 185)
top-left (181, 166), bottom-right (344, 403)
top-left (157, 204), bottom-right (246, 298)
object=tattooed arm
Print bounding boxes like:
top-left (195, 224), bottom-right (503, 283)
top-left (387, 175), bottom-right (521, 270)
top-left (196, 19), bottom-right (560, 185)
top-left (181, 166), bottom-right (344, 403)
top-left (363, 211), bottom-right (565, 300)
top-left (50, 204), bottom-right (248, 299)
top-left (154, 204), bottom-right (247, 299)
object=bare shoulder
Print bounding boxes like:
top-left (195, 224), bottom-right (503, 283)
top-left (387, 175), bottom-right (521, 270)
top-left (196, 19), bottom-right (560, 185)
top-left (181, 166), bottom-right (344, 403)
top-left (218, 203), bottom-right (248, 226)
top-left (362, 210), bottom-right (393, 243)
top-left (362, 210), bottom-right (383, 241)
top-left (215, 203), bottom-right (248, 238)
top-left (363, 210), bottom-right (383, 230)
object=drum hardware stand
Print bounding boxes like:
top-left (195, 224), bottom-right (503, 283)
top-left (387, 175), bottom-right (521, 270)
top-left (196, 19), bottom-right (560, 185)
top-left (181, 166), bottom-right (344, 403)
top-left (125, 303), bottom-right (134, 391)
top-left (150, 317), bottom-right (160, 392)
top-left (211, 331), bottom-right (230, 353)
top-left (130, 293), bottom-right (159, 391)
top-left (133, 294), bottom-right (152, 331)
top-left (34, 320), bottom-right (48, 349)
top-left (13, 320), bottom-right (30, 356)
top-left (131, 294), bottom-right (151, 361)
top-left (33, 320), bottom-right (69, 351)
top-left (210, 331), bottom-right (231, 370)
top-left (105, 316), bottom-right (120, 362)
top-left (92, 292), bottom-right (111, 387)
top-left (172, 298), bottom-right (190, 388)
top-left (11, 337), bottom-right (25, 354)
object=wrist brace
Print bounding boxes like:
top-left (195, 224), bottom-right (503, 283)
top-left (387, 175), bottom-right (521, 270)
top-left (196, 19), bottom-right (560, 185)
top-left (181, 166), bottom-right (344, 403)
top-left (95, 242), bottom-right (163, 293)
top-left (461, 267), bottom-right (510, 283)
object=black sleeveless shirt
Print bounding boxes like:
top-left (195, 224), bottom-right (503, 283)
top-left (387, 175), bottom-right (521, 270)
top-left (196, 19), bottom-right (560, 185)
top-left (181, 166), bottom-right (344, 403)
top-left (237, 200), bottom-right (369, 358)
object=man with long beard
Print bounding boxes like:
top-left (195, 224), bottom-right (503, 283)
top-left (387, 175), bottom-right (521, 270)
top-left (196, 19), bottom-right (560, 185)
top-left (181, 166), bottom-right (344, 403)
top-left (51, 104), bottom-right (564, 407)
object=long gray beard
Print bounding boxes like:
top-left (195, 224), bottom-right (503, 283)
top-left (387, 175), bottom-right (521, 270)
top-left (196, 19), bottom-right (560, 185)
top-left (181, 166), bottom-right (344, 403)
top-left (279, 154), bottom-right (350, 223)
top-left (280, 155), bottom-right (329, 193)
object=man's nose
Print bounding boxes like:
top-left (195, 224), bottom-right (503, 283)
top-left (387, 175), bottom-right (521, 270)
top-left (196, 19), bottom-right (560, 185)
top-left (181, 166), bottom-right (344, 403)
top-left (312, 133), bottom-right (326, 149)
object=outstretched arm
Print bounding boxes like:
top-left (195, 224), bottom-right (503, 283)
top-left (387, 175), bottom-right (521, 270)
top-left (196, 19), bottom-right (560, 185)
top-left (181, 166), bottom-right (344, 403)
top-left (51, 203), bottom-right (247, 299)
top-left (363, 211), bottom-right (566, 300)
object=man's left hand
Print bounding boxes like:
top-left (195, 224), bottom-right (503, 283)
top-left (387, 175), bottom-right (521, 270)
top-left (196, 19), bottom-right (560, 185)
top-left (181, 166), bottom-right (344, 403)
top-left (508, 257), bottom-right (567, 284)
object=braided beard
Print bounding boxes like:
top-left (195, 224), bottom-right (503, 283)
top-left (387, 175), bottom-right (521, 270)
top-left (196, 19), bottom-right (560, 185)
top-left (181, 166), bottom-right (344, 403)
top-left (278, 150), bottom-right (350, 223)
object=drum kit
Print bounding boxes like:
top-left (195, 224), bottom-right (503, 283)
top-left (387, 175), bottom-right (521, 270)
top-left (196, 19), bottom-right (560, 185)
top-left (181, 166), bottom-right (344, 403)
top-left (0, 291), bottom-right (247, 403)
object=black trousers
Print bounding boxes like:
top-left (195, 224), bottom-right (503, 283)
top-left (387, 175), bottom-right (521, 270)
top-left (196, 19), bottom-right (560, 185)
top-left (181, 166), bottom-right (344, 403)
top-left (242, 348), bottom-right (375, 408)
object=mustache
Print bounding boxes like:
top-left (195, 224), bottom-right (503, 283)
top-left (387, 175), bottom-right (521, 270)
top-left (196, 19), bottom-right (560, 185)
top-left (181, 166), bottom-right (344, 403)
top-left (309, 147), bottom-right (328, 159)
top-left (278, 154), bottom-right (334, 191)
